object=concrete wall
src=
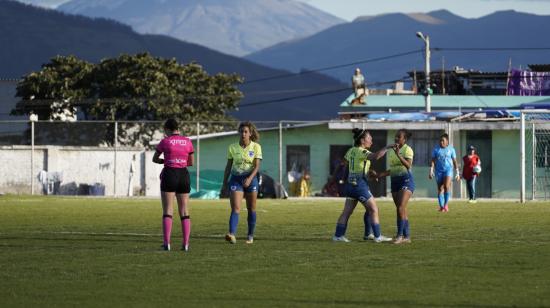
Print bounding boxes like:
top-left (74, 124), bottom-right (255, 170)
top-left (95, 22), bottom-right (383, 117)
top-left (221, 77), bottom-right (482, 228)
top-left (492, 130), bottom-right (521, 198)
top-left (0, 146), bottom-right (157, 196)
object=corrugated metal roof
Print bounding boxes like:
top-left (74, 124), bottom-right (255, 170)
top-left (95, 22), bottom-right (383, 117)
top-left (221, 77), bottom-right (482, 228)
top-left (340, 94), bottom-right (550, 109)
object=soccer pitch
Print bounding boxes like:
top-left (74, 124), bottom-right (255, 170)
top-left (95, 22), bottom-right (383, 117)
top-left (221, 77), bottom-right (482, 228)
top-left (1, 196), bottom-right (549, 307)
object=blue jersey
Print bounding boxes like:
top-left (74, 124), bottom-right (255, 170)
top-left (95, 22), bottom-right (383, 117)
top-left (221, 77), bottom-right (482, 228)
top-left (432, 145), bottom-right (456, 173)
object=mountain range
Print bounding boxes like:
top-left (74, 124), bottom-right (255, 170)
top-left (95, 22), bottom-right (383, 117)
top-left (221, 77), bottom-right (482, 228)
top-left (247, 10), bottom-right (550, 84)
top-left (0, 0), bottom-right (345, 121)
top-left (56, 0), bottom-right (344, 56)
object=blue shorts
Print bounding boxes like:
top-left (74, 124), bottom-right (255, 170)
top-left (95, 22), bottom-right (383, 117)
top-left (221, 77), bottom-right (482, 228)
top-left (229, 174), bottom-right (259, 193)
top-left (391, 174), bottom-right (415, 193)
top-left (435, 169), bottom-right (453, 184)
top-left (345, 178), bottom-right (373, 203)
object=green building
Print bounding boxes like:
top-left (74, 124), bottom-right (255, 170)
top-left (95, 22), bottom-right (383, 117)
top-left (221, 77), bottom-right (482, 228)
top-left (191, 95), bottom-right (550, 199)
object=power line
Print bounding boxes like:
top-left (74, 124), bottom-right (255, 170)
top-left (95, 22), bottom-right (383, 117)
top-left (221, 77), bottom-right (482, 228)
top-left (239, 77), bottom-right (412, 108)
top-left (434, 47), bottom-right (550, 51)
top-left (242, 49), bottom-right (422, 85)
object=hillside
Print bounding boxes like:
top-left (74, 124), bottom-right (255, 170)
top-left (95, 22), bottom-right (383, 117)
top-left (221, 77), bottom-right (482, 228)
top-left (57, 0), bottom-right (344, 56)
top-left (0, 0), bottom-right (346, 121)
top-left (247, 10), bottom-right (550, 84)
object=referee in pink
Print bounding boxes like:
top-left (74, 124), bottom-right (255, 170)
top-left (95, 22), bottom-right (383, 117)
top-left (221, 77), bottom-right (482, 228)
top-left (153, 119), bottom-right (195, 251)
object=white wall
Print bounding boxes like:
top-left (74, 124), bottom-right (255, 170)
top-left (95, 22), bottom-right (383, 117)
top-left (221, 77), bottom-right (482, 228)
top-left (0, 146), bottom-right (161, 196)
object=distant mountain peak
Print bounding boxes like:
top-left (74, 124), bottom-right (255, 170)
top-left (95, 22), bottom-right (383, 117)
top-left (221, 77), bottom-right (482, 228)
top-left (58, 0), bottom-right (345, 56)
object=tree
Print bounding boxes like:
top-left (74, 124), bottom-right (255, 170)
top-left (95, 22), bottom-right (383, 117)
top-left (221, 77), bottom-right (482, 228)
top-left (13, 53), bottom-right (243, 146)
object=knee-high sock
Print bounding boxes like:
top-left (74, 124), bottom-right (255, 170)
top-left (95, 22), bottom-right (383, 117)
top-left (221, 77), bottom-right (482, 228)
top-left (247, 211), bottom-right (256, 237)
top-left (229, 211), bottom-right (239, 234)
top-left (364, 211), bottom-right (373, 236)
top-left (396, 217), bottom-right (404, 237)
top-left (335, 223), bottom-right (347, 237)
top-left (162, 214), bottom-right (173, 246)
top-left (181, 216), bottom-right (191, 246)
top-left (403, 219), bottom-right (410, 238)
top-left (438, 193), bottom-right (445, 208)
top-left (372, 223), bottom-right (381, 238)
top-left (444, 192), bottom-right (451, 205)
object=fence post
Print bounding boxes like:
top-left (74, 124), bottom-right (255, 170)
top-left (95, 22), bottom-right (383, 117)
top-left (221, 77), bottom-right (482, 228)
top-left (278, 121), bottom-right (283, 187)
top-left (196, 121), bottom-right (200, 192)
top-left (114, 121), bottom-right (118, 197)
top-left (31, 120), bottom-right (35, 195)
top-left (532, 122), bottom-right (536, 200)
top-left (520, 112), bottom-right (525, 203)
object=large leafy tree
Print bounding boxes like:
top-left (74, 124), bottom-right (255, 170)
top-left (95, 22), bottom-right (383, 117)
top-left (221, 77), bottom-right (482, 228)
top-left (13, 53), bottom-right (243, 146)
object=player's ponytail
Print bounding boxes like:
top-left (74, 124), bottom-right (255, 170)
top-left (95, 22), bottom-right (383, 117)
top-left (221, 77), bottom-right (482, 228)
top-left (352, 128), bottom-right (369, 146)
top-left (238, 121), bottom-right (260, 142)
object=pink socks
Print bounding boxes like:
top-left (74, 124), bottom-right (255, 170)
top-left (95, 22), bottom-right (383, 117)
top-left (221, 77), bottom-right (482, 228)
top-left (181, 216), bottom-right (191, 248)
top-left (162, 215), bottom-right (173, 246)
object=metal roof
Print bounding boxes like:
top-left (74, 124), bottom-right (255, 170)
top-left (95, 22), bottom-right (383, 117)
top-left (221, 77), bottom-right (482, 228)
top-left (340, 94), bottom-right (550, 111)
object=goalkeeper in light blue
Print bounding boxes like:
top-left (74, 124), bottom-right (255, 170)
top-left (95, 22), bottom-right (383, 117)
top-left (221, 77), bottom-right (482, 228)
top-left (429, 133), bottom-right (460, 212)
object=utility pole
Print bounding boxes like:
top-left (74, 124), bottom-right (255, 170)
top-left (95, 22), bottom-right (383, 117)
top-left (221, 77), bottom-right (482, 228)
top-left (416, 32), bottom-right (431, 112)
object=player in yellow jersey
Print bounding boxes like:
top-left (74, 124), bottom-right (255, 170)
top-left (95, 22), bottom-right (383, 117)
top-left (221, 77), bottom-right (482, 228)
top-left (222, 122), bottom-right (262, 244)
top-left (332, 129), bottom-right (393, 243)
top-left (377, 129), bottom-right (414, 244)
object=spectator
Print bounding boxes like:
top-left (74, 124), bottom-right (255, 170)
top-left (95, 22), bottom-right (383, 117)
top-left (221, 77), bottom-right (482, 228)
top-left (462, 145), bottom-right (481, 203)
top-left (352, 68), bottom-right (368, 99)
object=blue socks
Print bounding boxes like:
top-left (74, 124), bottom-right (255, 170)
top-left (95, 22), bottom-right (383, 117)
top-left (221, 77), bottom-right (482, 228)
top-left (444, 192), bottom-right (451, 205)
top-left (403, 219), bottom-right (410, 238)
top-left (247, 211), bottom-right (256, 237)
top-left (335, 223), bottom-right (347, 237)
top-left (364, 211), bottom-right (373, 236)
top-left (229, 211), bottom-right (239, 234)
top-left (372, 223), bottom-right (381, 238)
top-left (396, 218), bottom-right (405, 237)
top-left (438, 193), bottom-right (445, 208)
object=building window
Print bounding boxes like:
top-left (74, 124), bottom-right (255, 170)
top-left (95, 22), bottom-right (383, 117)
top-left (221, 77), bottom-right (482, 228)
top-left (407, 130), bottom-right (443, 166)
top-left (286, 145), bottom-right (310, 174)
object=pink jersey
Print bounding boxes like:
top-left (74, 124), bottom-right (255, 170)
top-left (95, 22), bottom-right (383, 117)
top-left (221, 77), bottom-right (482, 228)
top-left (156, 134), bottom-right (194, 168)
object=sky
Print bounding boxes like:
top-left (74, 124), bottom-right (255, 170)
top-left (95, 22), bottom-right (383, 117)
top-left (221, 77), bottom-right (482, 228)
top-left (301, 0), bottom-right (550, 20)
top-left (15, 0), bottom-right (550, 19)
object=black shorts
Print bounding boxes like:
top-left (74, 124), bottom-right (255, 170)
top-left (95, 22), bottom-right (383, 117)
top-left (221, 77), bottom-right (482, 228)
top-left (160, 167), bottom-right (191, 194)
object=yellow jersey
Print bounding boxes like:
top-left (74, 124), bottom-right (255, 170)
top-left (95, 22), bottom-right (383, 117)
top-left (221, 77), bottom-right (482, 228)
top-left (344, 146), bottom-right (372, 181)
top-left (388, 144), bottom-right (413, 176)
top-left (227, 141), bottom-right (262, 175)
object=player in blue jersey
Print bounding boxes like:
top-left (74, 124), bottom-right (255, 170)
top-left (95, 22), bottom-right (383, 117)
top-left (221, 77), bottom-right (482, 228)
top-left (332, 129), bottom-right (393, 243)
top-left (222, 122), bottom-right (262, 244)
top-left (429, 133), bottom-right (460, 212)
top-left (377, 129), bottom-right (415, 244)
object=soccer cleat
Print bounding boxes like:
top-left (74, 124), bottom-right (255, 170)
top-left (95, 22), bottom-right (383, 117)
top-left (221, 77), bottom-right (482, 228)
top-left (443, 205), bottom-right (449, 212)
top-left (182, 245), bottom-right (189, 252)
top-left (332, 236), bottom-right (351, 242)
top-left (438, 207), bottom-right (444, 212)
top-left (374, 235), bottom-right (393, 243)
top-left (471, 199), bottom-right (477, 204)
top-left (363, 233), bottom-right (375, 241)
top-left (393, 236), bottom-right (411, 244)
top-left (245, 236), bottom-right (254, 244)
top-left (162, 244), bottom-right (171, 251)
top-left (225, 233), bottom-right (236, 244)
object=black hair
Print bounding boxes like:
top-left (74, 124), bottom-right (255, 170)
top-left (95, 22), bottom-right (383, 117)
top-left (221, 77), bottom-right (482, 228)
top-left (440, 133), bottom-right (449, 140)
top-left (352, 128), bottom-right (369, 146)
top-left (397, 129), bottom-right (412, 140)
top-left (164, 118), bottom-right (178, 131)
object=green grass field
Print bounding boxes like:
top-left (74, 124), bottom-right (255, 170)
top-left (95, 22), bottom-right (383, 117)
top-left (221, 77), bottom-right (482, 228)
top-left (1, 196), bottom-right (549, 307)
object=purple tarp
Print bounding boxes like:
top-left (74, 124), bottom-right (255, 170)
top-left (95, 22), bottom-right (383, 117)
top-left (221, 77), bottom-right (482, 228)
top-left (507, 69), bottom-right (550, 96)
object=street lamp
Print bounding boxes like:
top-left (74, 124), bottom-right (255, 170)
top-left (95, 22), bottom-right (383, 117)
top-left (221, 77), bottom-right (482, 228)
top-left (416, 31), bottom-right (431, 112)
